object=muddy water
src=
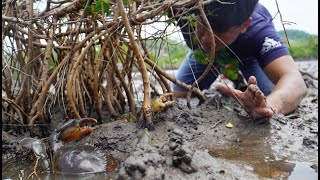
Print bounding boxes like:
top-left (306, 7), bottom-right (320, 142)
top-left (2, 158), bottom-right (118, 180)
top-left (208, 124), bottom-right (318, 179)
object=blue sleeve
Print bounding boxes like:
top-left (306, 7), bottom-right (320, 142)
top-left (252, 22), bottom-right (291, 68)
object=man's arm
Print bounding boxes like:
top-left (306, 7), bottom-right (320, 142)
top-left (216, 55), bottom-right (307, 118)
top-left (263, 55), bottom-right (307, 115)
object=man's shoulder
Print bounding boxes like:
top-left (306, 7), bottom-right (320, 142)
top-left (247, 3), bottom-right (274, 36)
top-left (236, 3), bottom-right (276, 44)
top-left (253, 3), bottom-right (273, 21)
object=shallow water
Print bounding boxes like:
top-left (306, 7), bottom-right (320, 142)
top-left (2, 160), bottom-right (117, 180)
top-left (209, 146), bottom-right (318, 179)
top-left (2, 152), bottom-right (119, 180)
top-left (208, 122), bottom-right (318, 179)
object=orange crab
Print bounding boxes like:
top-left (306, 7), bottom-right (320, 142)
top-left (56, 118), bottom-right (97, 143)
top-left (151, 92), bottom-right (175, 113)
top-left (20, 118), bottom-right (100, 178)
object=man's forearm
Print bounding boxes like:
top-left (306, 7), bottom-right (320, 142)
top-left (266, 73), bottom-right (307, 115)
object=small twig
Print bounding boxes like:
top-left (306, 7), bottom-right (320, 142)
top-left (274, 0), bottom-right (291, 47)
top-left (214, 97), bottom-right (220, 111)
top-left (211, 119), bottom-right (223, 129)
top-left (175, 112), bottom-right (183, 123)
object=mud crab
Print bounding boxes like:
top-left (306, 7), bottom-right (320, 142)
top-left (137, 93), bottom-right (175, 130)
top-left (48, 118), bottom-right (97, 152)
top-left (19, 118), bottom-right (106, 177)
top-left (151, 92), bottom-right (175, 114)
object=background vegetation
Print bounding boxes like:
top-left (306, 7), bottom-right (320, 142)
top-left (279, 30), bottom-right (318, 60)
top-left (154, 30), bottom-right (318, 69)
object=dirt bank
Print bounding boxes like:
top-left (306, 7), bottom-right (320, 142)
top-left (2, 61), bottom-right (318, 180)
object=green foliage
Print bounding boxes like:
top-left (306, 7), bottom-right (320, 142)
top-left (180, 15), bottom-right (197, 28)
top-left (190, 48), bottom-right (240, 80)
top-left (279, 30), bottom-right (318, 60)
top-left (278, 29), bottom-right (312, 42)
top-left (191, 49), bottom-right (211, 65)
top-left (85, 0), bottom-right (110, 16)
top-left (147, 39), bottom-right (189, 69)
top-left (94, 45), bottom-right (101, 61)
top-left (123, 0), bottom-right (131, 5)
top-left (215, 49), bottom-right (240, 80)
top-left (50, 50), bottom-right (58, 70)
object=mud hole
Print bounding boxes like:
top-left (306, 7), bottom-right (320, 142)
top-left (2, 61), bottom-right (318, 180)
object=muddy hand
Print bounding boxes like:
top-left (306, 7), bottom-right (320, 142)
top-left (54, 118), bottom-right (97, 143)
top-left (216, 76), bottom-right (274, 119)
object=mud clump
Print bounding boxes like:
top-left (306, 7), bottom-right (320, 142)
top-left (116, 128), bottom-right (198, 180)
top-left (116, 145), bottom-right (166, 180)
top-left (166, 128), bottom-right (198, 174)
top-left (302, 136), bottom-right (318, 149)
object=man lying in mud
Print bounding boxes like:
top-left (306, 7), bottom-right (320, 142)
top-left (172, 0), bottom-right (307, 118)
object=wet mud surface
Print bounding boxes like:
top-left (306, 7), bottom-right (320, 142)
top-left (2, 61), bottom-right (318, 179)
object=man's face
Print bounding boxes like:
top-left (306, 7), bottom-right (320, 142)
top-left (195, 18), bottom-right (249, 53)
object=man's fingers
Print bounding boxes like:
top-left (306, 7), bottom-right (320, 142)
top-left (254, 90), bottom-right (266, 106)
top-left (252, 108), bottom-right (274, 118)
top-left (216, 82), bottom-right (240, 97)
top-left (248, 76), bottom-right (257, 85)
top-left (247, 84), bottom-right (259, 94)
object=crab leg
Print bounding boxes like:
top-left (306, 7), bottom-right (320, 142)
top-left (159, 92), bottom-right (173, 102)
top-left (27, 156), bottom-right (41, 180)
top-left (164, 101), bottom-right (175, 107)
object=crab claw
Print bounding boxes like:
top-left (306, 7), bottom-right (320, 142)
top-left (151, 93), bottom-right (175, 113)
top-left (57, 118), bottom-right (98, 143)
top-left (159, 92), bottom-right (173, 102)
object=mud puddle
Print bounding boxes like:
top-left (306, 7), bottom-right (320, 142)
top-left (208, 127), bottom-right (318, 179)
top-left (2, 157), bottom-right (118, 180)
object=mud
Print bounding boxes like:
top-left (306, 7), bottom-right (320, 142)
top-left (2, 61), bottom-right (318, 180)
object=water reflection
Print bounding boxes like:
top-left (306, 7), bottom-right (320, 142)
top-left (2, 165), bottom-right (117, 180)
top-left (208, 120), bottom-right (318, 179)
top-left (2, 153), bottom-right (119, 180)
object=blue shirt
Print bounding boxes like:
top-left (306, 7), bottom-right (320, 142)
top-left (179, 3), bottom-right (291, 69)
top-left (229, 3), bottom-right (290, 68)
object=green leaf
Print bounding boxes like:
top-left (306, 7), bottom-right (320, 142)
top-left (190, 20), bottom-right (196, 27)
top-left (92, 0), bottom-right (110, 15)
top-left (123, 0), bottom-right (131, 5)
top-left (191, 49), bottom-right (211, 65)
top-left (214, 49), bottom-right (240, 80)
top-left (85, 6), bottom-right (93, 15)
top-left (221, 64), bottom-right (238, 80)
